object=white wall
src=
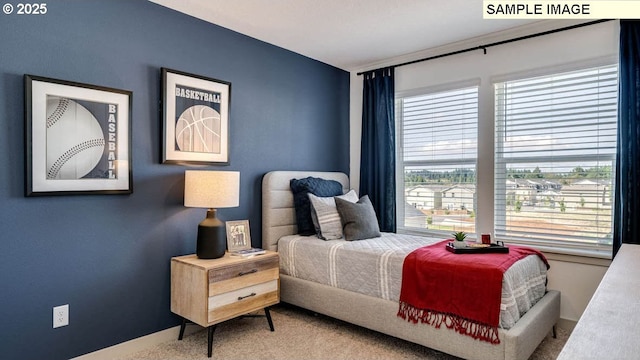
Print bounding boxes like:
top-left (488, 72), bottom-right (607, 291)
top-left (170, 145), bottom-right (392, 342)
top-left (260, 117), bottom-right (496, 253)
top-left (349, 20), bottom-right (618, 324)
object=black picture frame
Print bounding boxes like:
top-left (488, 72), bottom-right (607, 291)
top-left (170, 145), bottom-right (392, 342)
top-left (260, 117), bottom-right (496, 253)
top-left (24, 75), bottom-right (133, 196)
top-left (161, 68), bottom-right (231, 165)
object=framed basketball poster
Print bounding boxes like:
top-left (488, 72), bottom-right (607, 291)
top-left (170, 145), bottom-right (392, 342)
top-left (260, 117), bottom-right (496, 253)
top-left (24, 75), bottom-right (133, 197)
top-left (161, 68), bottom-right (231, 165)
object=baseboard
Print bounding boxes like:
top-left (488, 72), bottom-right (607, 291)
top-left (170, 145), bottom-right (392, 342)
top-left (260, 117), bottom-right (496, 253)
top-left (557, 317), bottom-right (577, 333)
top-left (71, 323), bottom-right (202, 360)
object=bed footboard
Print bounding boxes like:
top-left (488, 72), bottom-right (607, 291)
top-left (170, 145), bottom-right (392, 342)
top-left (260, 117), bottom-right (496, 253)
top-left (281, 274), bottom-right (559, 360)
top-left (504, 290), bottom-right (561, 360)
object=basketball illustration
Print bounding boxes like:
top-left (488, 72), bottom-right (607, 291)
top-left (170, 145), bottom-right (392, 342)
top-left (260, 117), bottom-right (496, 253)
top-left (175, 105), bottom-right (221, 153)
top-left (46, 97), bottom-right (106, 180)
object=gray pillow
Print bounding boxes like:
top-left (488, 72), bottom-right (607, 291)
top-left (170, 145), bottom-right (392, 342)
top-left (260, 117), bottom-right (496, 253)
top-left (335, 195), bottom-right (381, 241)
top-left (309, 190), bottom-right (359, 240)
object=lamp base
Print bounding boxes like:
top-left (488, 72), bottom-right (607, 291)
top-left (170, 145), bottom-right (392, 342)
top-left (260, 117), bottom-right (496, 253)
top-left (196, 209), bottom-right (226, 259)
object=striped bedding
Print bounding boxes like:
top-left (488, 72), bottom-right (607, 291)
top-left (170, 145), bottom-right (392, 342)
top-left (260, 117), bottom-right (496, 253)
top-left (278, 232), bottom-right (548, 329)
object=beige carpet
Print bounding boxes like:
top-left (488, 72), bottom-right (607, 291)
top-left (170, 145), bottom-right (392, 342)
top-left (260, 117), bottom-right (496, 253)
top-left (123, 304), bottom-right (568, 360)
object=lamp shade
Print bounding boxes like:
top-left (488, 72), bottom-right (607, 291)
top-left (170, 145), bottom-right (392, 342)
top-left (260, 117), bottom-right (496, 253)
top-left (184, 170), bottom-right (240, 209)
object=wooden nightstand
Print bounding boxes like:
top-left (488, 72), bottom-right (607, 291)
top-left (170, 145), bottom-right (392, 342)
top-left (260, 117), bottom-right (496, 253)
top-left (171, 251), bottom-right (280, 357)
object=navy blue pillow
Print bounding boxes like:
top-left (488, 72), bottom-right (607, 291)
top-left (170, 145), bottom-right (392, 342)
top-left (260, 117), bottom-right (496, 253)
top-left (290, 177), bottom-right (343, 236)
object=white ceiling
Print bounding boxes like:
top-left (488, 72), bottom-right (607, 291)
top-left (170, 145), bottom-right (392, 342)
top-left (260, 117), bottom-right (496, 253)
top-left (149, 0), bottom-right (540, 71)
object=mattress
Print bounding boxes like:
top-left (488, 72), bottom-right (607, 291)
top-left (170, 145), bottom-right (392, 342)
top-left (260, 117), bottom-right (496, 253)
top-left (278, 233), bottom-right (548, 329)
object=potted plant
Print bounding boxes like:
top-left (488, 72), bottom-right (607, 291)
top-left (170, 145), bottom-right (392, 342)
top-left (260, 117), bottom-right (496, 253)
top-left (451, 231), bottom-right (467, 248)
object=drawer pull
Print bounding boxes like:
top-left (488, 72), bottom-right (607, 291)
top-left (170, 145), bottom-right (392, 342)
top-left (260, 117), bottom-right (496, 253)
top-left (238, 269), bottom-right (258, 276)
top-left (238, 292), bottom-right (257, 301)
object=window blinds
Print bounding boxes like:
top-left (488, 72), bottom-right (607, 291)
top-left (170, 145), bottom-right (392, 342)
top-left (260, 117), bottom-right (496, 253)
top-left (494, 65), bottom-right (617, 248)
top-left (402, 87), bottom-right (478, 164)
top-left (399, 86), bottom-right (478, 233)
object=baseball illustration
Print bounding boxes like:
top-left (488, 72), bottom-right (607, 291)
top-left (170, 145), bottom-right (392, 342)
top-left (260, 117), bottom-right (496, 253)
top-left (175, 105), bottom-right (221, 153)
top-left (46, 96), bottom-right (105, 180)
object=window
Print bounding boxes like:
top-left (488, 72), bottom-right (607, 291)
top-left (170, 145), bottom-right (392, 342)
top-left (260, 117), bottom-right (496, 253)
top-left (494, 65), bottom-right (617, 255)
top-left (397, 86), bottom-right (478, 235)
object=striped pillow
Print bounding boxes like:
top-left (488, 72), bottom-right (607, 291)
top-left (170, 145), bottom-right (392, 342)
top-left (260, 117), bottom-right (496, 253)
top-left (309, 190), bottom-right (358, 240)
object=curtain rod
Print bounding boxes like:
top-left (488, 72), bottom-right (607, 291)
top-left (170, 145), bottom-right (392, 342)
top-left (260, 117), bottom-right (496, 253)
top-left (357, 19), bottom-right (613, 76)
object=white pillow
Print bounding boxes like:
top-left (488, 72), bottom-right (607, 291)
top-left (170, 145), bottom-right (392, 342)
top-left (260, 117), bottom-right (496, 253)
top-left (308, 190), bottom-right (358, 240)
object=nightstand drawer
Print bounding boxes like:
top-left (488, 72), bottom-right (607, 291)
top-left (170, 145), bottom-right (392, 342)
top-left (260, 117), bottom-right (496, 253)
top-left (208, 255), bottom-right (279, 296)
top-left (207, 279), bottom-right (279, 323)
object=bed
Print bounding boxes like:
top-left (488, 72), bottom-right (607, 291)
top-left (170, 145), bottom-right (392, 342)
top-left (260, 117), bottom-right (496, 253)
top-left (262, 171), bottom-right (560, 360)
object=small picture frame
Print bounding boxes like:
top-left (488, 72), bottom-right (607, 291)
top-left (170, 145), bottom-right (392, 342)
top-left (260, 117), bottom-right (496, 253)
top-left (226, 220), bottom-right (251, 252)
top-left (161, 68), bottom-right (231, 165)
top-left (24, 75), bottom-right (133, 196)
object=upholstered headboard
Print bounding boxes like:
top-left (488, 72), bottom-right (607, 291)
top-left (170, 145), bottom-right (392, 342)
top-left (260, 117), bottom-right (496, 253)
top-left (261, 171), bottom-right (350, 251)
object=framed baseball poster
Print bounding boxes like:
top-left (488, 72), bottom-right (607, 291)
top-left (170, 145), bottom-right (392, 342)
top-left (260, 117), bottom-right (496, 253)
top-left (161, 68), bottom-right (230, 165)
top-left (24, 75), bottom-right (133, 196)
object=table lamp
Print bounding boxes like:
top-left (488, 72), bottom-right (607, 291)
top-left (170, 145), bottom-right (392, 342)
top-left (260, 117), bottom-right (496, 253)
top-left (184, 170), bottom-right (240, 259)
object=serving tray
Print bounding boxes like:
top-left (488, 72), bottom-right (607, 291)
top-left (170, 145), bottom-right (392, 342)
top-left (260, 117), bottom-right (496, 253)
top-left (446, 241), bottom-right (509, 254)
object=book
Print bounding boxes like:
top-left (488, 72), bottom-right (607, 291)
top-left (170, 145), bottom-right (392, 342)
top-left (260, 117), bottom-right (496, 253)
top-left (229, 248), bottom-right (266, 257)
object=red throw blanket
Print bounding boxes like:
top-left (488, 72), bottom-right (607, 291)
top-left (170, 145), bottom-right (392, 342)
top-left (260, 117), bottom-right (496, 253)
top-left (397, 240), bottom-right (549, 344)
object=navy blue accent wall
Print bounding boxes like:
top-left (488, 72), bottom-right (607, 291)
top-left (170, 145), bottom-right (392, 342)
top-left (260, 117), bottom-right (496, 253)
top-left (0, 1), bottom-right (349, 358)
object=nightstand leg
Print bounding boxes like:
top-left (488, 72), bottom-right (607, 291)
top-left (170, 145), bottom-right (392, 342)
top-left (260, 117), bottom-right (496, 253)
top-left (264, 307), bottom-right (275, 331)
top-left (178, 318), bottom-right (187, 340)
top-left (207, 325), bottom-right (217, 358)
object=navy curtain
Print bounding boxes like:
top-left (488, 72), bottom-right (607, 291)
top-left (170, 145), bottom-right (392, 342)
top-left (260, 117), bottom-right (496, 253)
top-left (613, 20), bottom-right (640, 257)
top-left (360, 67), bottom-right (396, 232)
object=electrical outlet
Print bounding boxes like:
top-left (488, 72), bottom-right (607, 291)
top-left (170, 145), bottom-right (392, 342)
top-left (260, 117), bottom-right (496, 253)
top-left (53, 304), bottom-right (69, 328)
